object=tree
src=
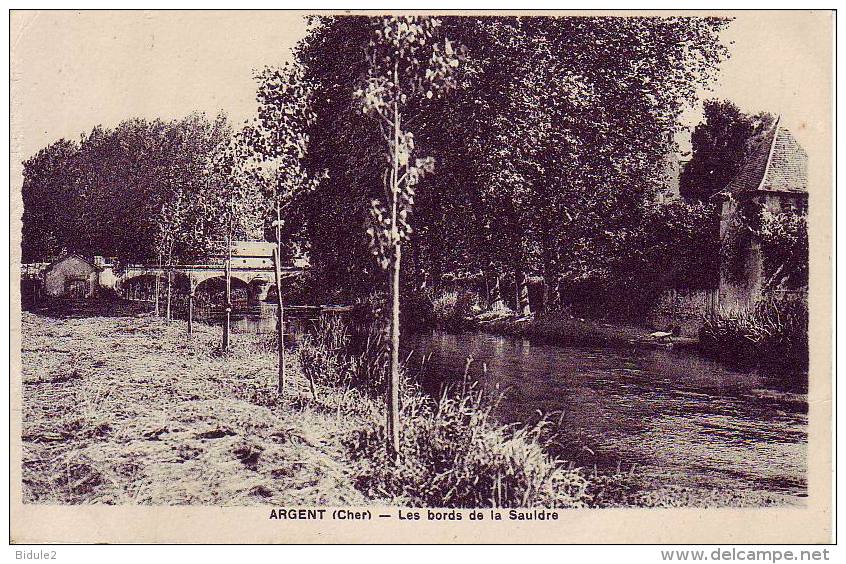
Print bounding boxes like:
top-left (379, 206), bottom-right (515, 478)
top-left (247, 60), bottom-right (323, 395)
top-left (201, 124), bottom-right (266, 349)
top-left (154, 116), bottom-right (203, 319)
top-left (429, 16), bottom-right (731, 314)
top-left (680, 99), bottom-right (775, 202)
top-left (21, 138), bottom-right (79, 262)
top-left (355, 16), bottom-right (463, 459)
top-left (290, 15), bottom-right (730, 322)
top-left (21, 113), bottom-right (245, 267)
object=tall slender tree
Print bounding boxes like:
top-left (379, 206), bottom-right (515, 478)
top-left (680, 99), bottom-right (775, 202)
top-left (247, 60), bottom-right (323, 395)
top-left (355, 16), bottom-right (464, 459)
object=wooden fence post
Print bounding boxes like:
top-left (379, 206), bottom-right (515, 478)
top-left (166, 270), bottom-right (172, 321)
top-left (273, 245), bottom-right (286, 396)
top-left (223, 240), bottom-right (231, 352)
top-left (188, 286), bottom-right (195, 336)
top-left (154, 270), bottom-right (160, 316)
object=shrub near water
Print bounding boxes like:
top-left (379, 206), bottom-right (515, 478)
top-left (347, 386), bottom-right (589, 508)
top-left (430, 290), bottom-right (476, 328)
top-left (700, 294), bottom-right (808, 378)
top-left (298, 314), bottom-right (388, 394)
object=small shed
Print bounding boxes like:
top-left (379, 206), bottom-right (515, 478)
top-left (43, 255), bottom-right (99, 298)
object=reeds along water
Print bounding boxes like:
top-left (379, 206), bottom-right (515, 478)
top-left (291, 315), bottom-right (592, 508)
top-left (700, 294), bottom-right (808, 381)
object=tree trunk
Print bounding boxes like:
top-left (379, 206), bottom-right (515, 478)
top-left (166, 270), bottom-right (172, 321)
top-left (515, 267), bottom-right (530, 316)
top-left (484, 272), bottom-right (490, 308)
top-left (386, 72), bottom-right (401, 463)
top-left (273, 245), bottom-right (286, 396)
top-left (541, 232), bottom-right (560, 315)
top-left (223, 236), bottom-right (231, 353)
top-left (488, 269), bottom-right (504, 311)
top-left (387, 242), bottom-right (401, 462)
top-left (547, 276), bottom-right (561, 313)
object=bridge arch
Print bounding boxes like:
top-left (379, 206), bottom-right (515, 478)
top-left (187, 271), bottom-right (253, 289)
top-left (120, 271), bottom-right (166, 287)
top-left (193, 275), bottom-right (249, 294)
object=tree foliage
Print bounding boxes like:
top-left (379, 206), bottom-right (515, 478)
top-left (245, 61), bottom-right (323, 255)
top-left (288, 15), bottom-right (731, 314)
top-left (680, 99), bottom-right (775, 202)
top-left (22, 15), bottom-right (735, 322)
top-left (20, 113), bottom-right (269, 266)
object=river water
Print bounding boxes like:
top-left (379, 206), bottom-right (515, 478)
top-left (405, 330), bottom-right (807, 498)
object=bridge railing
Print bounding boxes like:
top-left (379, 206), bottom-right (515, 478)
top-left (120, 263), bottom-right (305, 272)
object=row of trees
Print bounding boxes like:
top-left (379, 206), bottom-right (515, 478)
top-left (22, 16), bottom-right (736, 316)
top-left (21, 113), bottom-right (271, 268)
top-left (22, 15), bottom-right (758, 459)
top-left (280, 15), bottom-right (733, 457)
top-left (276, 15), bottom-right (731, 317)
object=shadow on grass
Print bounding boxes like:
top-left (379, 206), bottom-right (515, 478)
top-left (26, 297), bottom-right (154, 319)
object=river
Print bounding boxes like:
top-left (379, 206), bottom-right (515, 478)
top-left (198, 308), bottom-right (807, 500)
top-left (405, 330), bottom-right (807, 499)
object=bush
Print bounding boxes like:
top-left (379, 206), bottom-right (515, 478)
top-left (345, 382), bottom-right (589, 508)
top-left (700, 294), bottom-right (808, 377)
top-left (426, 290), bottom-right (476, 328)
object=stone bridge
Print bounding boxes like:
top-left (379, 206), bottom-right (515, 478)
top-left (116, 263), bottom-right (306, 304)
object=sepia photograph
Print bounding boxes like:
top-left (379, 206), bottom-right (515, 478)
top-left (9, 8), bottom-right (833, 544)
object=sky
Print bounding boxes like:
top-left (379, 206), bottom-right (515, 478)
top-left (10, 10), bottom-right (832, 163)
top-left (11, 11), bottom-right (308, 162)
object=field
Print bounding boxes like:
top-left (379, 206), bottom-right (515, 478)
top-left (20, 312), bottom-right (374, 505)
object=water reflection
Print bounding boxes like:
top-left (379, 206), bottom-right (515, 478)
top-left (404, 330), bottom-right (807, 497)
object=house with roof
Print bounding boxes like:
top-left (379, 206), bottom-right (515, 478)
top-left (42, 254), bottom-right (117, 298)
top-left (43, 255), bottom-right (100, 298)
top-left (711, 117), bottom-right (808, 312)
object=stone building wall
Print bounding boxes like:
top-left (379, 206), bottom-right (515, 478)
top-left (44, 256), bottom-right (97, 298)
top-left (647, 288), bottom-right (718, 337)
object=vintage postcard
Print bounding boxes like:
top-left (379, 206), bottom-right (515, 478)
top-left (9, 9), bottom-right (833, 544)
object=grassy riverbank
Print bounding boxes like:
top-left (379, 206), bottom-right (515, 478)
top-left (415, 291), bottom-right (683, 347)
top-left (20, 310), bottom-right (800, 507)
top-left (471, 312), bottom-right (655, 347)
top-left (20, 311), bottom-right (589, 507)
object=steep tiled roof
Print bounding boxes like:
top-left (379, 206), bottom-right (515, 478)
top-left (720, 117), bottom-right (808, 196)
top-left (761, 126), bottom-right (808, 193)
